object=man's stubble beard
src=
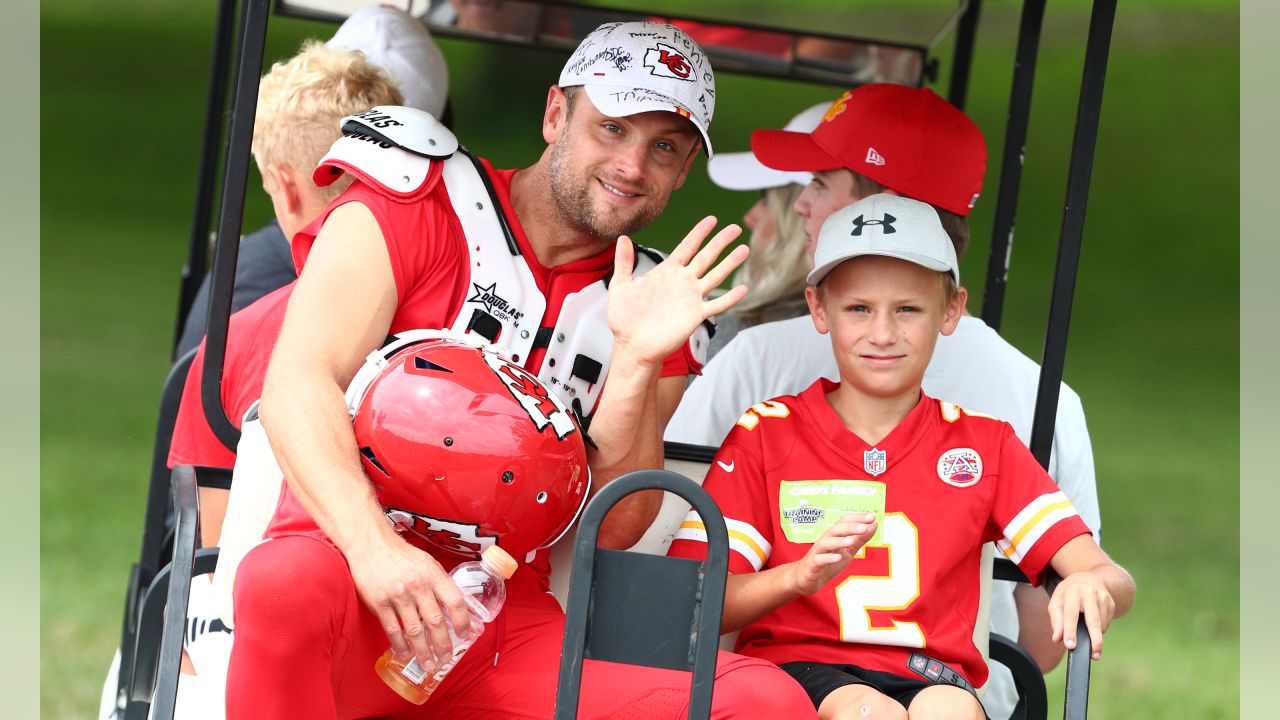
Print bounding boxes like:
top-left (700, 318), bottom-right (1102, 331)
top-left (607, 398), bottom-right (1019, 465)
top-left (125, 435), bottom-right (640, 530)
top-left (548, 126), bottom-right (667, 243)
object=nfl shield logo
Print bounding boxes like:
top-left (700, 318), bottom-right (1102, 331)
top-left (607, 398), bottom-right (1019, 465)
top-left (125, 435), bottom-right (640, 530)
top-left (863, 448), bottom-right (886, 477)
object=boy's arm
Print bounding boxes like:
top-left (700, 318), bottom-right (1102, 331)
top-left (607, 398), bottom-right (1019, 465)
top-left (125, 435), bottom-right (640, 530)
top-left (1045, 534), bottom-right (1136, 660)
top-left (722, 512), bottom-right (877, 632)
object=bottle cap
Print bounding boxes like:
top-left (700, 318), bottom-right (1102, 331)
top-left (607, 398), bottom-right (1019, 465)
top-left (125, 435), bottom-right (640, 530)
top-left (480, 545), bottom-right (518, 579)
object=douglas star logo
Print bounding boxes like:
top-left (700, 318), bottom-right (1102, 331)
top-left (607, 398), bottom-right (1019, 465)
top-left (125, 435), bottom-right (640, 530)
top-left (468, 282), bottom-right (524, 323)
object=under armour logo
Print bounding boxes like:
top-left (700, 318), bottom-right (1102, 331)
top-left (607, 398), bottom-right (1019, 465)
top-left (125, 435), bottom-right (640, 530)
top-left (865, 147), bottom-right (886, 166)
top-left (851, 213), bottom-right (896, 236)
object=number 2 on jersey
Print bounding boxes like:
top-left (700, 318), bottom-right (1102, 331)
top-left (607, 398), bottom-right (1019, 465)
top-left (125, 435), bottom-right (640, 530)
top-left (834, 513), bottom-right (924, 647)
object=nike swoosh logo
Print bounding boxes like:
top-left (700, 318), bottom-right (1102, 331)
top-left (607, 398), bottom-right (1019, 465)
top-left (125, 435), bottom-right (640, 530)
top-left (717, 460), bottom-right (735, 472)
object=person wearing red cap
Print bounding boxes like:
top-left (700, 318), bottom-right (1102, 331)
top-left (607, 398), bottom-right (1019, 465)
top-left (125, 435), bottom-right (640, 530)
top-left (751, 83), bottom-right (985, 260)
top-left (665, 86), bottom-right (1106, 720)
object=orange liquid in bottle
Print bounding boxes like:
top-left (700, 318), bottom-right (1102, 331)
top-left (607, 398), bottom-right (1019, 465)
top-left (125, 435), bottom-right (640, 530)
top-left (374, 651), bottom-right (443, 705)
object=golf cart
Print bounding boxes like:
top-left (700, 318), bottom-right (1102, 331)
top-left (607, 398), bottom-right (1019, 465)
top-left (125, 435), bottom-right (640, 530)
top-left (112, 1), bottom-right (1119, 718)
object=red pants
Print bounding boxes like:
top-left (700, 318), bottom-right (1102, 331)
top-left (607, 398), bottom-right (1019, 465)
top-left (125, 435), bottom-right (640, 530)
top-left (227, 534), bottom-right (814, 719)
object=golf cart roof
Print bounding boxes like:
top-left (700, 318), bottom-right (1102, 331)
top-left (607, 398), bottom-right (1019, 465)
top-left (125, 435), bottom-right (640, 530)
top-left (274, 0), bottom-right (978, 89)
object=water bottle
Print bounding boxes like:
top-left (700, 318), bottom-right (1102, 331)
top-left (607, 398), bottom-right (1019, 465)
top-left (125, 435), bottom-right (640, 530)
top-left (374, 545), bottom-right (517, 704)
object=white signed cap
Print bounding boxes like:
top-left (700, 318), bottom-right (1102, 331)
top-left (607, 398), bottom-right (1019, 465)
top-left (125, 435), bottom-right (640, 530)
top-left (558, 21), bottom-right (716, 155)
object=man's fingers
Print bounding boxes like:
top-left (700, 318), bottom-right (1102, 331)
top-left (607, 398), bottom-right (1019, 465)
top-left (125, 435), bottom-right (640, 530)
top-left (703, 285), bottom-right (749, 318)
top-left (810, 552), bottom-right (845, 566)
top-left (415, 596), bottom-right (453, 661)
top-left (613, 235), bottom-right (636, 284)
top-left (698, 244), bottom-right (749, 293)
top-left (376, 606), bottom-right (410, 661)
top-left (688, 223), bottom-right (743, 276)
top-left (435, 579), bottom-right (472, 641)
top-left (667, 216), bottom-right (718, 265)
top-left (391, 590), bottom-right (438, 666)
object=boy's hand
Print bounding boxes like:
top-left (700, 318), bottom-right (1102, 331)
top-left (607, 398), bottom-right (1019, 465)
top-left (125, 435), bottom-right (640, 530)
top-left (1048, 570), bottom-right (1118, 660)
top-left (788, 512), bottom-right (877, 596)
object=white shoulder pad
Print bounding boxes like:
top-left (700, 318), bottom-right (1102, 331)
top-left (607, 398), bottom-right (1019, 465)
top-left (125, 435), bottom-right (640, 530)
top-left (313, 134), bottom-right (436, 195)
top-left (344, 106), bottom-right (458, 158)
top-left (313, 106), bottom-right (459, 196)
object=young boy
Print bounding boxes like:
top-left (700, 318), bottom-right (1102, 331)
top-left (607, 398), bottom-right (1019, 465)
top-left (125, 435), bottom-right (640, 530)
top-left (668, 193), bottom-right (1135, 720)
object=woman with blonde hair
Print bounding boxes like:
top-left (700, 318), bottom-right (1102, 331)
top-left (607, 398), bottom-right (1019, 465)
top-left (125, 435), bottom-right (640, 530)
top-left (706, 102), bottom-right (829, 356)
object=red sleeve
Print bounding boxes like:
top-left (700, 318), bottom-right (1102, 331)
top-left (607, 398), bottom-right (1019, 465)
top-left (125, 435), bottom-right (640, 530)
top-left (668, 422), bottom-right (774, 574)
top-left (167, 341), bottom-right (237, 470)
top-left (660, 342), bottom-right (700, 378)
top-left (987, 423), bottom-right (1092, 586)
top-left (167, 285), bottom-right (293, 470)
top-left (291, 178), bottom-right (466, 335)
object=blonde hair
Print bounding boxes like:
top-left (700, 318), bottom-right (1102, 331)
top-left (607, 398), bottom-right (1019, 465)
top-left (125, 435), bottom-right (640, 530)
top-left (729, 184), bottom-right (811, 317)
top-left (252, 40), bottom-right (403, 201)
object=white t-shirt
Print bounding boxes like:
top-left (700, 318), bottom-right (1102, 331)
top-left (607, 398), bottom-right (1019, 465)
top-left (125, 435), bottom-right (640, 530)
top-left (665, 314), bottom-right (1101, 719)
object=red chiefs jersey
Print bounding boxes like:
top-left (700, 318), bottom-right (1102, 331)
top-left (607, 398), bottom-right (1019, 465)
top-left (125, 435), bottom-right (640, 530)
top-left (668, 379), bottom-right (1091, 687)
top-left (167, 283), bottom-right (295, 469)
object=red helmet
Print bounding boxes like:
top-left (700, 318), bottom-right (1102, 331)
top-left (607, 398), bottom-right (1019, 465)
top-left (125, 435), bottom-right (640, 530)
top-left (348, 333), bottom-right (590, 559)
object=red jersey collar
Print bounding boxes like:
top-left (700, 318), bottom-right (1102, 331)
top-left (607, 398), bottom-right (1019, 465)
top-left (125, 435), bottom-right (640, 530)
top-left (798, 378), bottom-right (935, 477)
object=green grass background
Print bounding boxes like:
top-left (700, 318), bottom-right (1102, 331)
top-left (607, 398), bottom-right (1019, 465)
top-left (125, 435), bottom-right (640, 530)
top-left (41, 1), bottom-right (1238, 718)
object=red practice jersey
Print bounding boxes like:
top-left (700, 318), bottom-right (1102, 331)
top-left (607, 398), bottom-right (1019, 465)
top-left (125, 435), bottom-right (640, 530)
top-left (668, 379), bottom-right (1092, 687)
top-left (167, 283), bottom-right (295, 469)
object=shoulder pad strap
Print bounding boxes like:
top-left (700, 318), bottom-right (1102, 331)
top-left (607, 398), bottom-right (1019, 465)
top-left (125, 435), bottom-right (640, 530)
top-left (343, 106), bottom-right (458, 158)
top-left (632, 243), bottom-right (666, 271)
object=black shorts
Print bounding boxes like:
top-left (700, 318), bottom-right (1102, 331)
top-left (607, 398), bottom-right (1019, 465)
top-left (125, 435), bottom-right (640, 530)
top-left (779, 661), bottom-right (971, 714)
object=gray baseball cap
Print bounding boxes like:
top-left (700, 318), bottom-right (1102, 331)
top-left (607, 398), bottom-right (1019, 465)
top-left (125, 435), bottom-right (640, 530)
top-left (807, 193), bottom-right (959, 287)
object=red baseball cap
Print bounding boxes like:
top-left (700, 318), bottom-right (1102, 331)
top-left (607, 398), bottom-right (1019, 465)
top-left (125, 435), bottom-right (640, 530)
top-left (750, 84), bottom-right (987, 216)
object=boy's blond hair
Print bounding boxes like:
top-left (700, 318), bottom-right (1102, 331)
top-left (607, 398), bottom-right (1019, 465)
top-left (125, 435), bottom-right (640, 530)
top-left (252, 40), bottom-right (403, 201)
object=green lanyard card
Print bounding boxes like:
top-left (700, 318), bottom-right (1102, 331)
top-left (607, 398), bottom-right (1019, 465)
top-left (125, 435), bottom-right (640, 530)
top-left (778, 479), bottom-right (887, 545)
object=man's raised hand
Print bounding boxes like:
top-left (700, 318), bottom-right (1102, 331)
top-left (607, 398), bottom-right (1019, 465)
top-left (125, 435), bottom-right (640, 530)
top-left (607, 216), bottom-right (748, 367)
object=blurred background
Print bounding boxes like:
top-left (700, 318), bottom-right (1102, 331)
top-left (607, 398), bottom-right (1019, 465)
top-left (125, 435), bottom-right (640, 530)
top-left (41, 0), bottom-right (1238, 717)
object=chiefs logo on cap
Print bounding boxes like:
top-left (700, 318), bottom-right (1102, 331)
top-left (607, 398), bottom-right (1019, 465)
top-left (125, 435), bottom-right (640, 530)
top-left (646, 43), bottom-right (694, 80)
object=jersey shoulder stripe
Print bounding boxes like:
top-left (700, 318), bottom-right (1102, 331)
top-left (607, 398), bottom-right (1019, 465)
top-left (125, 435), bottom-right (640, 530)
top-left (996, 491), bottom-right (1079, 563)
top-left (674, 511), bottom-right (771, 571)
